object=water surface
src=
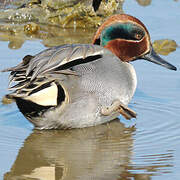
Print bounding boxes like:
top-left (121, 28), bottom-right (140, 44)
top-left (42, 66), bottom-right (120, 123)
top-left (0, 1), bottom-right (180, 180)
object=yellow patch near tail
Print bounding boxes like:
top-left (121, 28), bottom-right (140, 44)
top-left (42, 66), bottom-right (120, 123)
top-left (25, 82), bottom-right (58, 106)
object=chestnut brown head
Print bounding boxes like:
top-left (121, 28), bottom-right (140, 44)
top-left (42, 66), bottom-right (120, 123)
top-left (93, 14), bottom-right (176, 71)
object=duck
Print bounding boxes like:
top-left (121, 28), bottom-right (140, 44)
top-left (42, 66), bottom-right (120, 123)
top-left (2, 14), bottom-right (176, 129)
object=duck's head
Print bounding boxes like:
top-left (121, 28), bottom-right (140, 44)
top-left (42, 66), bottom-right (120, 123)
top-left (93, 14), bottom-right (176, 71)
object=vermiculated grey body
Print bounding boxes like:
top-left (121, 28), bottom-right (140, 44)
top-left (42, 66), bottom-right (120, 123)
top-left (3, 44), bottom-right (137, 129)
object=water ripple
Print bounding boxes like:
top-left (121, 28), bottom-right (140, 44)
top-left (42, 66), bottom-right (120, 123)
top-left (129, 97), bottom-right (180, 175)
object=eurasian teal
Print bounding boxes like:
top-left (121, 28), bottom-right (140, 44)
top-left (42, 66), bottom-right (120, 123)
top-left (3, 14), bottom-right (176, 129)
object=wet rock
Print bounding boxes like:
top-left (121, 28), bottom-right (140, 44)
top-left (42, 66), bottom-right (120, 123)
top-left (2, 95), bottom-right (14, 104)
top-left (0, 0), bottom-right (124, 28)
top-left (136, 0), bottom-right (151, 6)
top-left (153, 39), bottom-right (178, 56)
top-left (24, 22), bottom-right (39, 35)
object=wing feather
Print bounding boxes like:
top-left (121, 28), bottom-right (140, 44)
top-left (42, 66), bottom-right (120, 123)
top-left (2, 44), bottom-right (104, 98)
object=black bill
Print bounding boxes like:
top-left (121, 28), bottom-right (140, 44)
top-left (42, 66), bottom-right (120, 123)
top-left (142, 47), bottom-right (177, 71)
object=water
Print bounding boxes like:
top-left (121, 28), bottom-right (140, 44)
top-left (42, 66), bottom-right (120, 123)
top-left (0, 0), bottom-right (180, 179)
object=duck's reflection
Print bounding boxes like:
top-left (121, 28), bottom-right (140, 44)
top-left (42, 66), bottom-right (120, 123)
top-left (4, 120), bottom-right (154, 180)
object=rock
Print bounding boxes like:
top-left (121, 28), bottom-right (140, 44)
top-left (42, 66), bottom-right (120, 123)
top-left (153, 39), bottom-right (178, 56)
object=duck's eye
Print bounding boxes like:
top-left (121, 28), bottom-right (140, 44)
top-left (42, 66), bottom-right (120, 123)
top-left (134, 33), bottom-right (143, 40)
